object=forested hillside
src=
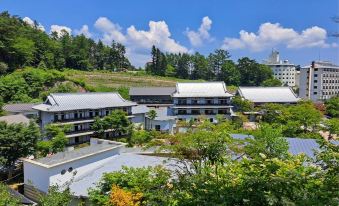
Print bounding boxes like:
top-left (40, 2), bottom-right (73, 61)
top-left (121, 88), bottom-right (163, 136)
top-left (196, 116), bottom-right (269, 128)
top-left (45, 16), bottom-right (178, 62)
top-left (0, 12), bottom-right (132, 73)
top-left (146, 46), bottom-right (281, 86)
top-left (0, 11), bottom-right (281, 106)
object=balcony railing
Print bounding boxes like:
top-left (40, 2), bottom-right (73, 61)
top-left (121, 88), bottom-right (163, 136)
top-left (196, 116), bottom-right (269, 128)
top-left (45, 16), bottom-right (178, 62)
top-left (53, 112), bottom-right (132, 123)
top-left (175, 102), bottom-right (230, 106)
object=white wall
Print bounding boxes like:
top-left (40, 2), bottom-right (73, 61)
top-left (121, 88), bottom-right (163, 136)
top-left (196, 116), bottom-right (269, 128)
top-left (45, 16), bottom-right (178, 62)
top-left (24, 161), bottom-right (51, 193)
top-left (40, 111), bottom-right (54, 128)
top-left (23, 144), bottom-right (123, 193)
top-left (131, 114), bottom-right (145, 129)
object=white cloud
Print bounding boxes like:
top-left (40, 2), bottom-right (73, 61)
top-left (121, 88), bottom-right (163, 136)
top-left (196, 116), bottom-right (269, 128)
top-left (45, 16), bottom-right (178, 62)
top-left (186, 16), bottom-right (213, 47)
top-left (94, 17), bottom-right (126, 43)
top-left (94, 17), bottom-right (188, 66)
top-left (74, 25), bottom-right (92, 38)
top-left (50, 25), bottom-right (72, 37)
top-left (222, 22), bottom-right (332, 51)
top-left (23, 16), bottom-right (45, 31)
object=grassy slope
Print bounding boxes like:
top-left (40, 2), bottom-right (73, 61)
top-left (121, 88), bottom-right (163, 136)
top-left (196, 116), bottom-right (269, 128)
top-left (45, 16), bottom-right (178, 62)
top-left (65, 70), bottom-right (204, 92)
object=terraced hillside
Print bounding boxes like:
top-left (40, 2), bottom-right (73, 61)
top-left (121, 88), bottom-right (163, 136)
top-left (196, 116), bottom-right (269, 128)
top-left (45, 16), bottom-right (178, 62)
top-left (66, 70), bottom-right (203, 91)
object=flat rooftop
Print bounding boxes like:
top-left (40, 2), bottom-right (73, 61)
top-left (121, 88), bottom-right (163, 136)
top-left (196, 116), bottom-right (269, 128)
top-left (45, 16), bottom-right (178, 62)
top-left (29, 139), bottom-right (125, 167)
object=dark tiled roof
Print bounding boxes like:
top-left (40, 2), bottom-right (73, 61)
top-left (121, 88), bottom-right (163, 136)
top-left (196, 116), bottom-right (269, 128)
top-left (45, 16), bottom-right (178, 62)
top-left (129, 87), bottom-right (175, 96)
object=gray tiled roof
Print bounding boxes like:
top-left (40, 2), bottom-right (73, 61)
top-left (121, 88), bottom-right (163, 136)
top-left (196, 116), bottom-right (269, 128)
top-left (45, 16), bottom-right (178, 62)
top-left (129, 87), bottom-right (175, 96)
top-left (238, 87), bottom-right (299, 103)
top-left (132, 105), bottom-right (150, 114)
top-left (3, 103), bottom-right (39, 112)
top-left (172, 82), bottom-right (233, 98)
top-left (32, 92), bottom-right (137, 112)
top-left (0, 114), bottom-right (30, 124)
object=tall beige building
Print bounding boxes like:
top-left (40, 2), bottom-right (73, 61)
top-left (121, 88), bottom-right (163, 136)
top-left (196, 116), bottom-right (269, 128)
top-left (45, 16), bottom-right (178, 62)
top-left (299, 61), bottom-right (339, 101)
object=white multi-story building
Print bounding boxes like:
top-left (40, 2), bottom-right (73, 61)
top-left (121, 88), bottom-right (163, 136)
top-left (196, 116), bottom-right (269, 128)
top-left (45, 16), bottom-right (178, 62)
top-left (33, 93), bottom-right (137, 145)
top-left (264, 50), bottom-right (297, 87)
top-left (172, 82), bottom-right (234, 123)
top-left (299, 61), bottom-right (339, 101)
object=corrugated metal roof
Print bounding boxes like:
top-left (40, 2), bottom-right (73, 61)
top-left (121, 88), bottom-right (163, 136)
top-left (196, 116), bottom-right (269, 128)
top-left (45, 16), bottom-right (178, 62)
top-left (172, 82), bottom-right (233, 98)
top-left (129, 87), bottom-right (175, 96)
top-left (238, 87), bottom-right (299, 103)
top-left (0, 114), bottom-right (30, 124)
top-left (3, 103), bottom-right (39, 112)
top-left (230, 134), bottom-right (335, 158)
top-left (32, 92), bottom-right (137, 112)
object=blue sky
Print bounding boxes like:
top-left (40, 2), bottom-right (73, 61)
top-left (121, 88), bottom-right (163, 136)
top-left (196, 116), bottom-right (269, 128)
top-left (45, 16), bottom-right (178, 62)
top-left (1, 0), bottom-right (338, 67)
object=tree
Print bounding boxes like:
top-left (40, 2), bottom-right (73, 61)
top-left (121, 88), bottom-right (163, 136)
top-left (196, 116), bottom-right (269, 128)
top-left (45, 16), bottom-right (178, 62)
top-left (0, 96), bottom-right (4, 116)
top-left (325, 97), bottom-right (339, 118)
top-left (0, 183), bottom-right (20, 206)
top-left (289, 101), bottom-right (322, 133)
top-left (191, 52), bottom-right (210, 80)
top-left (261, 103), bottom-right (289, 124)
top-left (220, 60), bottom-right (240, 86)
top-left (129, 130), bottom-right (152, 146)
top-left (0, 121), bottom-right (40, 178)
top-left (245, 124), bottom-right (289, 159)
top-left (89, 166), bottom-right (171, 206)
top-left (39, 185), bottom-right (73, 206)
top-left (208, 49), bottom-right (230, 80)
top-left (147, 110), bottom-right (157, 130)
top-left (176, 53), bottom-right (190, 79)
top-left (0, 62), bottom-right (8, 75)
top-left (261, 78), bottom-right (282, 86)
top-left (37, 124), bottom-right (69, 156)
top-left (325, 118), bottom-right (339, 140)
top-left (232, 96), bottom-right (254, 112)
top-left (237, 57), bottom-right (273, 86)
top-left (0, 12), bottom-right (133, 71)
top-left (92, 110), bottom-right (131, 139)
top-left (165, 64), bottom-right (176, 77)
top-left (110, 184), bottom-right (142, 206)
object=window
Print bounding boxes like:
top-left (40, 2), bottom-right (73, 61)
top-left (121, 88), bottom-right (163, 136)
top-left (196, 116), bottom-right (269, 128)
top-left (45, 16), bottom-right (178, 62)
top-left (191, 110), bottom-right (200, 115)
top-left (191, 99), bottom-right (198, 105)
top-left (178, 110), bottom-right (187, 115)
top-left (209, 118), bottom-right (214, 123)
top-left (206, 99), bottom-right (213, 104)
top-left (313, 92), bottom-right (318, 95)
top-left (155, 125), bottom-right (161, 131)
